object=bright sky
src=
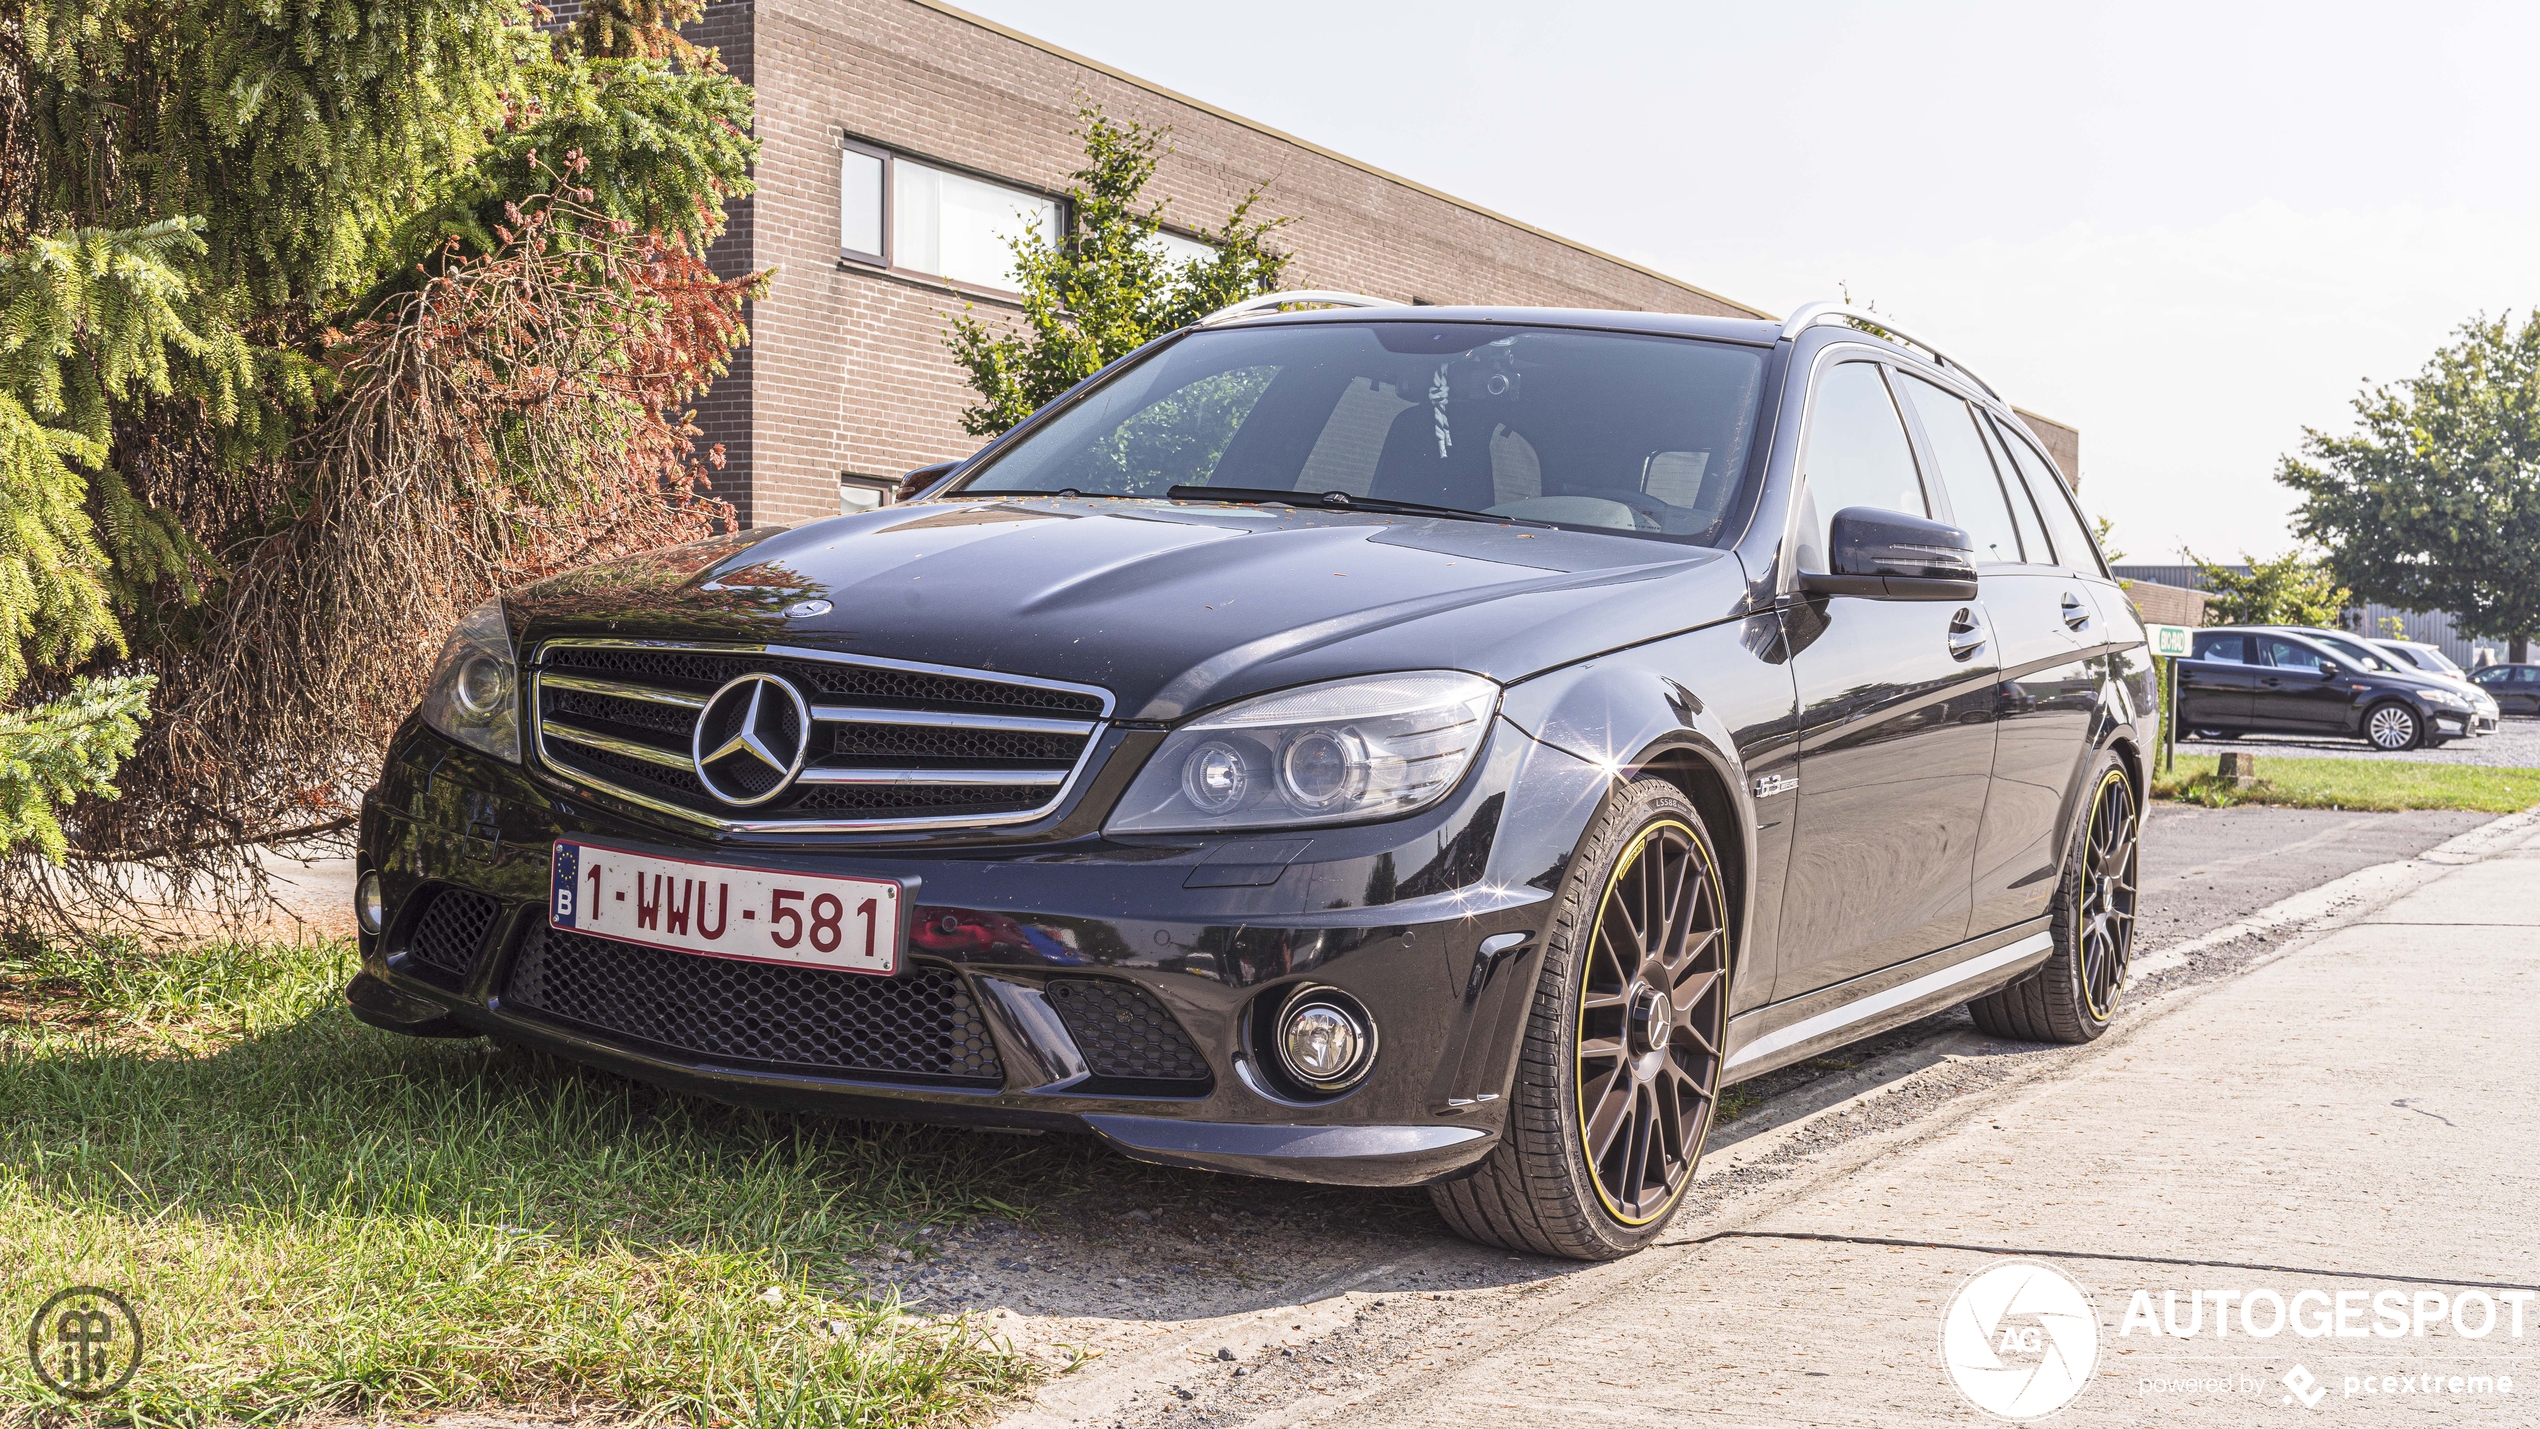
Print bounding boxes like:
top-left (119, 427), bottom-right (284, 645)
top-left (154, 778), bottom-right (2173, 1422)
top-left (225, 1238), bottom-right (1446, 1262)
top-left (956, 0), bottom-right (2540, 565)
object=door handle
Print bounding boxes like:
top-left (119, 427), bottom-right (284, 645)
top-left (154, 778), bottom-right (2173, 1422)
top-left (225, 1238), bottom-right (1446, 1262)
top-left (2060, 591), bottom-right (2090, 631)
top-left (1947, 607), bottom-right (1988, 660)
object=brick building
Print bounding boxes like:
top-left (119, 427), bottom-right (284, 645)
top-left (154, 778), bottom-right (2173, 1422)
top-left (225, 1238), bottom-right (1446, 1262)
top-left (645, 0), bottom-right (2080, 525)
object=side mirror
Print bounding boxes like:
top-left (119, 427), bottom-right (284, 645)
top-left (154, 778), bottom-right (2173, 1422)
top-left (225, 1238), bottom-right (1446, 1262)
top-left (2318, 661), bottom-right (2341, 678)
top-left (1803, 507), bottom-right (1980, 601)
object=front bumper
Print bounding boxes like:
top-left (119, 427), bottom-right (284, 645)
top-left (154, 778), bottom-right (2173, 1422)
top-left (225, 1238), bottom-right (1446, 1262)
top-left (354, 715), bottom-right (1610, 1188)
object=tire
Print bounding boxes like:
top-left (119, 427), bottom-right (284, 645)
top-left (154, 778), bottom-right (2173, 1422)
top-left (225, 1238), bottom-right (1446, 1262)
top-left (1429, 777), bottom-right (1730, 1260)
top-left (2363, 701), bottom-right (2422, 751)
top-left (1968, 754), bottom-right (2139, 1045)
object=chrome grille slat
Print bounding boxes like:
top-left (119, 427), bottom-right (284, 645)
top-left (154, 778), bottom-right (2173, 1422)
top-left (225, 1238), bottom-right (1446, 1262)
top-left (541, 672), bottom-right (709, 709)
top-left (809, 703), bottom-right (1095, 736)
top-left (543, 721), bottom-right (697, 769)
top-left (796, 767), bottom-right (1070, 787)
top-left (529, 641), bottom-right (1111, 833)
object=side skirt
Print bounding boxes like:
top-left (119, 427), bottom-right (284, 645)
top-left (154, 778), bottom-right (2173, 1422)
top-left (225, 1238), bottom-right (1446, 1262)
top-left (1721, 918), bottom-right (2053, 1082)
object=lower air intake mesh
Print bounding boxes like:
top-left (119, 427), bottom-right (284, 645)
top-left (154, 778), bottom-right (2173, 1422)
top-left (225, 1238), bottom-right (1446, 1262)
top-left (504, 926), bottom-right (1003, 1086)
top-left (404, 888), bottom-right (500, 989)
top-left (1044, 977), bottom-right (1212, 1086)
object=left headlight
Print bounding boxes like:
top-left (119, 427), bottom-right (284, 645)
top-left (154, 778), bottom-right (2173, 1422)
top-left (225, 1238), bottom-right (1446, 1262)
top-left (2420, 687), bottom-right (2466, 709)
top-left (1106, 671), bottom-right (1500, 834)
top-left (419, 598), bottom-right (521, 763)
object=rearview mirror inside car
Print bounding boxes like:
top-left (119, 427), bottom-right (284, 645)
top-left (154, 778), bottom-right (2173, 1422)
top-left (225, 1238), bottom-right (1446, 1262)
top-left (1803, 507), bottom-right (1980, 601)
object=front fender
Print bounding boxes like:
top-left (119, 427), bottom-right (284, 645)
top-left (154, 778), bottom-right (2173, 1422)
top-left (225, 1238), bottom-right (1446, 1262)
top-left (1495, 611), bottom-right (1800, 1016)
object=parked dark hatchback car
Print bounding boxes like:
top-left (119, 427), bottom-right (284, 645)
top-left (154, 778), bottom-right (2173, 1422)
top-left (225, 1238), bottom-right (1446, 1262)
top-left (2469, 662), bottom-right (2540, 717)
top-left (350, 297), bottom-right (2153, 1259)
top-left (2179, 626), bottom-right (2482, 749)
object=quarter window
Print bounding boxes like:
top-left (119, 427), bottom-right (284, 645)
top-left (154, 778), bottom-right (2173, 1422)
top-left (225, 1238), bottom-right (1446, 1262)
top-left (1796, 362), bottom-right (1926, 573)
top-left (1894, 371), bottom-right (2023, 565)
top-left (838, 139), bottom-right (1063, 291)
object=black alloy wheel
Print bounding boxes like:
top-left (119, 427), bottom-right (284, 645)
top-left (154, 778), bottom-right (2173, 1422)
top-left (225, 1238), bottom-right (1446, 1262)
top-left (1969, 757), bottom-right (2139, 1044)
top-left (2365, 701), bottom-right (2421, 751)
top-left (1573, 818), bottom-right (1729, 1224)
top-left (1431, 778), bottom-right (1730, 1259)
top-left (2075, 767), bottom-right (2139, 1023)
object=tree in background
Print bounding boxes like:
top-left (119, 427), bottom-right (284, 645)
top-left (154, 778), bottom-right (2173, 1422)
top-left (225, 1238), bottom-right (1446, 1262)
top-left (2190, 549), bottom-right (2351, 628)
top-left (0, 0), bottom-right (760, 922)
top-left (947, 105), bottom-right (1292, 437)
top-left (2278, 312), bottom-right (2540, 661)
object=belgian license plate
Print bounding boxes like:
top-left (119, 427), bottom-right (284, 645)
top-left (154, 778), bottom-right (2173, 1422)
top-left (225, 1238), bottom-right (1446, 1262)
top-left (549, 839), bottom-right (902, 976)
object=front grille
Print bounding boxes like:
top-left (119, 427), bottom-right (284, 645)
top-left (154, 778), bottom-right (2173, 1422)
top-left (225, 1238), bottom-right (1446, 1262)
top-left (505, 926), bottom-right (1004, 1086)
top-left (531, 643), bottom-right (1110, 830)
top-left (1045, 977), bottom-right (1212, 1087)
top-left (403, 887), bottom-right (500, 989)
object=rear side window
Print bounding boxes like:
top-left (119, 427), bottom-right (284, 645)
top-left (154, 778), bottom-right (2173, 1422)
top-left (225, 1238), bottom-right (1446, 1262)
top-left (2519, 667), bottom-right (2540, 684)
top-left (1795, 361), bottom-right (1926, 572)
top-left (1974, 416), bottom-right (2046, 561)
top-left (2194, 633), bottom-right (2250, 663)
top-left (1989, 416), bottom-right (2104, 575)
top-left (1894, 371), bottom-right (2023, 565)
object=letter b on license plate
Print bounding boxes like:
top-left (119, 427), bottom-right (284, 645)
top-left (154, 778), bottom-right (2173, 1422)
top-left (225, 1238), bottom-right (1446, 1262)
top-left (550, 839), bottom-right (902, 975)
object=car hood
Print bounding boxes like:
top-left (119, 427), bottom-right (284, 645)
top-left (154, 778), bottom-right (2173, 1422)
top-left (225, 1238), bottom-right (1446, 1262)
top-left (510, 497), bottom-right (1751, 719)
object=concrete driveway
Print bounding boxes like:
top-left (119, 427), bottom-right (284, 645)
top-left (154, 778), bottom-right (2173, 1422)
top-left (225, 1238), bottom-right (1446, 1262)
top-left (1000, 809), bottom-right (2538, 1428)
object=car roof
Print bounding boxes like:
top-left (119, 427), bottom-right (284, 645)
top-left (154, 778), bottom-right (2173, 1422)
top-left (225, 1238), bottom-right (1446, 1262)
top-left (1211, 304), bottom-right (1788, 348)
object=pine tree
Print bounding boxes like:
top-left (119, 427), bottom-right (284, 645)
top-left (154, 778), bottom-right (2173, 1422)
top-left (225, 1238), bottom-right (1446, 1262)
top-left (0, 0), bottom-right (759, 887)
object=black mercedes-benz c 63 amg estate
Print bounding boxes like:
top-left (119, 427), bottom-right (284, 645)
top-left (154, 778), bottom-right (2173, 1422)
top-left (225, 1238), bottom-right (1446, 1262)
top-left (352, 295), bottom-right (2153, 1260)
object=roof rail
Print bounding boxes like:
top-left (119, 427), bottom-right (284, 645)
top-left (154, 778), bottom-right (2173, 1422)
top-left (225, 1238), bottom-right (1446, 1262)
top-left (1779, 301), bottom-right (1999, 399)
top-left (1199, 289), bottom-right (1407, 325)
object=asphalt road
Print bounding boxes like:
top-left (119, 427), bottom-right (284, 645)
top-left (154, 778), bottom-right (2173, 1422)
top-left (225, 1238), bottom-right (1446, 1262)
top-left (2176, 716), bottom-right (2540, 768)
top-left (992, 806), bottom-right (2538, 1429)
top-left (951, 804), bottom-right (2517, 1429)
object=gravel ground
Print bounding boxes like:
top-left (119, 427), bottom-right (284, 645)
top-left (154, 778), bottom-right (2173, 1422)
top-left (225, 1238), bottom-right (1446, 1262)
top-left (2175, 715), bottom-right (2540, 766)
top-left (779, 805), bottom-right (2505, 1424)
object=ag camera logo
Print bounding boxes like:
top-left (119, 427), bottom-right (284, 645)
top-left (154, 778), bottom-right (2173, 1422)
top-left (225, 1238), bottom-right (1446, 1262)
top-left (1941, 1258), bottom-right (2101, 1420)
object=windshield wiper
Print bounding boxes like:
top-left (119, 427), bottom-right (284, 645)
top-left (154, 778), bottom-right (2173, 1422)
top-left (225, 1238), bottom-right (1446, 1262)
top-left (1164, 485), bottom-right (1531, 527)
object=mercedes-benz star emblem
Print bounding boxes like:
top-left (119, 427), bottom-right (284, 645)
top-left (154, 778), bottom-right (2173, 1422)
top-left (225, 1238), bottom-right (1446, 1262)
top-left (692, 673), bottom-right (813, 806)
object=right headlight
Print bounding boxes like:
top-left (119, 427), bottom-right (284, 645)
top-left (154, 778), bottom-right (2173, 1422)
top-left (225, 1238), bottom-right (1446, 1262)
top-left (1106, 671), bottom-right (1500, 834)
top-left (418, 598), bottom-right (521, 763)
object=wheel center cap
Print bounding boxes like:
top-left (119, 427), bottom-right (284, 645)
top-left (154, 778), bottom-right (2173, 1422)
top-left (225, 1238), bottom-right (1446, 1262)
top-left (1628, 985), bottom-right (1673, 1059)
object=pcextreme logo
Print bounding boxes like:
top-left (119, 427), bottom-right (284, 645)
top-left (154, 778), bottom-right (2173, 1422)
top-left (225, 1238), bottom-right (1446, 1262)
top-left (1941, 1259), bottom-right (2101, 1421)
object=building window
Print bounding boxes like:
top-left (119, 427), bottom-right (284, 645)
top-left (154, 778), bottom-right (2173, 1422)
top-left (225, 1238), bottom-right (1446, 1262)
top-left (840, 472), bottom-right (897, 515)
top-left (839, 137), bottom-right (1062, 291)
top-left (1145, 228), bottom-right (1216, 268)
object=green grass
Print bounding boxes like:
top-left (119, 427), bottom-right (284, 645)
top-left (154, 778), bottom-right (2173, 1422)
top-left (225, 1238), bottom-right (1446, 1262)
top-left (2152, 754), bottom-right (2540, 812)
top-left (0, 936), bottom-right (1059, 1425)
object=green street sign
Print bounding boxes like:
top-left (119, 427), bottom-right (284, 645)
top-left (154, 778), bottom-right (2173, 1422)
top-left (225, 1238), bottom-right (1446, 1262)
top-left (2148, 623), bottom-right (2194, 658)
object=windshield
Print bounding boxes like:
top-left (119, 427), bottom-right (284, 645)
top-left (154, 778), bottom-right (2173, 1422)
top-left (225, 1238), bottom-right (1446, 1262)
top-left (2390, 642), bottom-right (2463, 675)
top-left (955, 321), bottom-right (1769, 544)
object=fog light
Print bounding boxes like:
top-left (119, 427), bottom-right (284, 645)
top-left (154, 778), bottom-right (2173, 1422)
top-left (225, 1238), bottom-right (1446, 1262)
top-left (1277, 994), bottom-right (1374, 1091)
top-left (356, 872), bottom-right (384, 935)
